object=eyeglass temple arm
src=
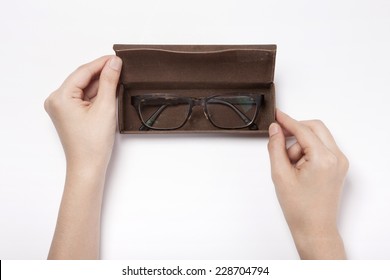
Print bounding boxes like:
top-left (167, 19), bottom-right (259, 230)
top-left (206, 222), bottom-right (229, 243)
top-left (139, 104), bottom-right (168, 131)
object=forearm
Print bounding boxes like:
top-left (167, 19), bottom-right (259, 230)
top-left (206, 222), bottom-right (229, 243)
top-left (48, 164), bottom-right (107, 259)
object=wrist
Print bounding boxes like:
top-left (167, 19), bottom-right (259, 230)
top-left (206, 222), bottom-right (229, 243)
top-left (64, 147), bottom-right (113, 173)
top-left (65, 161), bottom-right (108, 189)
top-left (291, 226), bottom-right (346, 259)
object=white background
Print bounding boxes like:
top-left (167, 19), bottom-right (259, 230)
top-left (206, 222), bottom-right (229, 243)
top-left (0, 0), bottom-right (389, 259)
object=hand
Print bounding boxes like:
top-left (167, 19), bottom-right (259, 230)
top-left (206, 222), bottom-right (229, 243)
top-left (44, 55), bottom-right (122, 171)
top-left (267, 109), bottom-right (349, 259)
top-left (45, 56), bottom-right (122, 259)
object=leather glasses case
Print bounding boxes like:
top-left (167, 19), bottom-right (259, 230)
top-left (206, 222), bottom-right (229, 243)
top-left (113, 44), bottom-right (276, 135)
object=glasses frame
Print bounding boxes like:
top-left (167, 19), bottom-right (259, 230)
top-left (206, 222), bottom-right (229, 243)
top-left (131, 93), bottom-right (264, 131)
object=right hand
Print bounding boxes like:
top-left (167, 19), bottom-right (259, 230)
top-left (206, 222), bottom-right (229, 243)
top-left (267, 109), bottom-right (349, 259)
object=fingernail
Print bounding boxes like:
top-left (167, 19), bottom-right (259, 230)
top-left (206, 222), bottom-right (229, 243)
top-left (109, 56), bottom-right (122, 71)
top-left (269, 123), bottom-right (279, 136)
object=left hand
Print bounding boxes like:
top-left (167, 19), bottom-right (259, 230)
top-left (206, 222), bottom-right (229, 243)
top-left (44, 55), bottom-right (122, 171)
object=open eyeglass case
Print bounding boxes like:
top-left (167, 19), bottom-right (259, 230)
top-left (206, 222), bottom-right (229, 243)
top-left (113, 44), bottom-right (277, 135)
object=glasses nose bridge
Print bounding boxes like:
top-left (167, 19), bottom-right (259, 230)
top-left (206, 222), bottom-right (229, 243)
top-left (188, 97), bottom-right (209, 120)
top-left (191, 97), bottom-right (205, 107)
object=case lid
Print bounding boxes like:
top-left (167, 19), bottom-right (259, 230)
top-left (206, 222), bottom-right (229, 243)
top-left (113, 44), bottom-right (276, 88)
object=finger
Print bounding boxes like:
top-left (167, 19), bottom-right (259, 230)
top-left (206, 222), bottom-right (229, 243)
top-left (62, 56), bottom-right (112, 92)
top-left (295, 155), bottom-right (308, 169)
top-left (95, 56), bottom-right (122, 106)
top-left (283, 119), bottom-right (341, 154)
top-left (267, 123), bottom-right (293, 182)
top-left (276, 109), bottom-right (323, 150)
top-left (83, 79), bottom-right (99, 101)
top-left (287, 141), bottom-right (303, 163)
top-left (299, 120), bottom-right (341, 154)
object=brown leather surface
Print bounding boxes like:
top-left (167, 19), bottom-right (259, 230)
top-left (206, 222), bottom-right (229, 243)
top-left (113, 45), bottom-right (276, 135)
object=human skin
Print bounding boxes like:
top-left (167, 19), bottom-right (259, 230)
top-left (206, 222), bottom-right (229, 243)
top-left (267, 110), bottom-right (349, 259)
top-left (45, 55), bottom-right (122, 259)
top-left (45, 56), bottom-right (347, 259)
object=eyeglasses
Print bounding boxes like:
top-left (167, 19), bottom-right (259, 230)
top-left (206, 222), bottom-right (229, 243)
top-left (131, 93), bottom-right (264, 131)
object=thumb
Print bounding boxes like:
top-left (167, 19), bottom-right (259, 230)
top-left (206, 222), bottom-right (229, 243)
top-left (267, 122), bottom-right (293, 182)
top-left (96, 56), bottom-right (122, 105)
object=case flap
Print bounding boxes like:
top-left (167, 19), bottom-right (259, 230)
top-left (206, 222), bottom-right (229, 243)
top-left (113, 45), bottom-right (276, 88)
